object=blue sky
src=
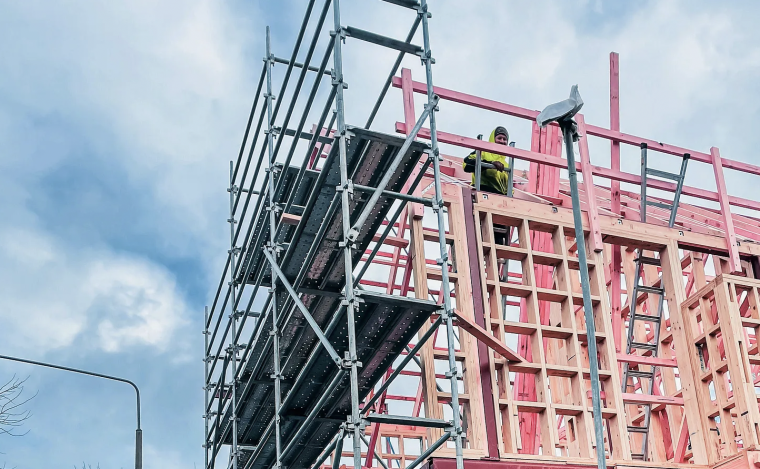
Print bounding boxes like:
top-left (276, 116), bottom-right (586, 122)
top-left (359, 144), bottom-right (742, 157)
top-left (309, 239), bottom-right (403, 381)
top-left (1, 1), bottom-right (759, 467)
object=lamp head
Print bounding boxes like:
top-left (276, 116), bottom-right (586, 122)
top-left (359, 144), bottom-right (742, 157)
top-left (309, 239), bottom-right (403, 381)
top-left (536, 85), bottom-right (584, 128)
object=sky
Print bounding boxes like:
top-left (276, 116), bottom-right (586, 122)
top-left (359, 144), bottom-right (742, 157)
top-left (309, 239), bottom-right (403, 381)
top-left (1, 0), bottom-right (759, 467)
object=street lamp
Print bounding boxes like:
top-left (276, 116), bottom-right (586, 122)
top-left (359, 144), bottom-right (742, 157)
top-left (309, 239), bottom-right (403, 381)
top-left (0, 353), bottom-right (142, 469)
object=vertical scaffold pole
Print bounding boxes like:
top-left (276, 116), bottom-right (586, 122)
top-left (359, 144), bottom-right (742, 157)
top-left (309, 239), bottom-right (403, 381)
top-left (419, 1), bottom-right (465, 468)
top-left (330, 2), bottom-right (362, 469)
top-left (264, 25), bottom-right (284, 469)
top-left (204, 306), bottom-right (210, 469)
top-left (227, 159), bottom-right (240, 469)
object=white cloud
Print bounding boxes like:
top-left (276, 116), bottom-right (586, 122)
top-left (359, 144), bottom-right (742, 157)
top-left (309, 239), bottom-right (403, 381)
top-left (0, 225), bottom-right (189, 356)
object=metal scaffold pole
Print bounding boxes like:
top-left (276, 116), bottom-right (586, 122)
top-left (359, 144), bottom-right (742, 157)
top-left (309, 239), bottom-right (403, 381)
top-left (204, 306), bottom-right (210, 469)
top-left (330, 1), bottom-right (363, 468)
top-left (228, 158), bottom-right (241, 469)
top-left (419, 1), bottom-right (465, 468)
top-left (264, 25), bottom-right (284, 469)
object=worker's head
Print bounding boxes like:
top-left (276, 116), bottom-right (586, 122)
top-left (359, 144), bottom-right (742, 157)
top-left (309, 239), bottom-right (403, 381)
top-left (494, 126), bottom-right (509, 145)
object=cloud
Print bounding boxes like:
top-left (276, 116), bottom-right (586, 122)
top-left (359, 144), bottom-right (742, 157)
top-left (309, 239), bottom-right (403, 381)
top-left (0, 225), bottom-right (189, 355)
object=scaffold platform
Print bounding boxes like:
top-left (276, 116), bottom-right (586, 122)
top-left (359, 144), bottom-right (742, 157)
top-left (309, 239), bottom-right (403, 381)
top-left (218, 127), bottom-right (437, 469)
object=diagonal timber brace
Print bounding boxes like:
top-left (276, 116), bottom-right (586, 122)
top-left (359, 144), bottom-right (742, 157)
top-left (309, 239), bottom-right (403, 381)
top-left (451, 309), bottom-right (524, 363)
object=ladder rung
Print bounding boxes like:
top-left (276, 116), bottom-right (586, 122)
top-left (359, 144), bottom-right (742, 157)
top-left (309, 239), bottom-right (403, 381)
top-left (630, 341), bottom-right (658, 352)
top-left (627, 426), bottom-right (649, 434)
top-left (627, 369), bottom-right (655, 379)
top-left (632, 313), bottom-right (662, 323)
top-left (636, 256), bottom-right (661, 266)
top-left (637, 285), bottom-right (665, 295)
top-left (646, 200), bottom-right (673, 210)
top-left (646, 168), bottom-right (682, 181)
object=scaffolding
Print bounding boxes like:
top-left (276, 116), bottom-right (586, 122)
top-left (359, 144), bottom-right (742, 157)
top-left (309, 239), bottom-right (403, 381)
top-left (204, 3), bottom-right (760, 469)
top-left (204, 2), bottom-right (466, 469)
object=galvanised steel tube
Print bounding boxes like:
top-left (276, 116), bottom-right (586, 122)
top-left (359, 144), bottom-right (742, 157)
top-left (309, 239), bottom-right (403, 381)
top-left (279, 369), bottom-right (347, 461)
top-left (329, 1), bottom-right (362, 468)
top-left (331, 429), bottom-right (345, 469)
top-left (263, 249), bottom-right (342, 366)
top-left (310, 431), bottom-right (340, 469)
top-left (358, 433), bottom-right (389, 469)
top-left (346, 96), bottom-right (437, 244)
top-left (231, 63), bottom-right (267, 188)
top-left (272, 20), bottom-right (335, 201)
top-left (264, 25), bottom-right (284, 469)
top-left (560, 120), bottom-right (607, 469)
top-left (209, 0), bottom-right (317, 333)
top-left (418, 2), bottom-right (464, 469)
top-left (279, 85), bottom-right (337, 220)
top-left (362, 314), bottom-right (443, 413)
top-left (354, 156), bottom-right (431, 282)
top-left (210, 0), bottom-right (321, 343)
top-left (227, 161), bottom-right (241, 469)
top-left (268, 0), bottom-right (332, 191)
top-left (352, 184), bottom-right (433, 206)
top-left (364, 15), bottom-right (421, 130)
top-left (405, 431), bottom-right (452, 469)
top-left (204, 306), bottom-right (211, 469)
top-left (278, 299), bottom-right (348, 414)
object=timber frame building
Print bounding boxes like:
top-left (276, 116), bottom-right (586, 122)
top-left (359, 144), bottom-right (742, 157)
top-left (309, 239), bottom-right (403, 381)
top-left (204, 2), bottom-right (760, 469)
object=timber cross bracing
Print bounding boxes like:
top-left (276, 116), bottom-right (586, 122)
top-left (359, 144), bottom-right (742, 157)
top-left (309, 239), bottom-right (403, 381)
top-left (204, 3), bottom-right (760, 469)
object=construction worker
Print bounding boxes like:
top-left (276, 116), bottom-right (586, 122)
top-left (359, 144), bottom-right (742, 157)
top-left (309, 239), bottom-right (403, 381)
top-left (462, 126), bottom-right (510, 195)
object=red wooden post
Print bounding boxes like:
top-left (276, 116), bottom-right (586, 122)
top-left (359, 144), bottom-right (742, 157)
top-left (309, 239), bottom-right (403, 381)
top-left (575, 114), bottom-right (604, 252)
top-left (711, 146), bottom-right (742, 273)
top-left (609, 52), bottom-right (624, 354)
top-left (462, 188), bottom-right (502, 459)
top-left (400, 68), bottom-right (424, 219)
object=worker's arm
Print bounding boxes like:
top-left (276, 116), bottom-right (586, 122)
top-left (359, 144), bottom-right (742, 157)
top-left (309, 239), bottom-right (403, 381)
top-left (463, 152), bottom-right (505, 172)
top-left (463, 151), bottom-right (477, 173)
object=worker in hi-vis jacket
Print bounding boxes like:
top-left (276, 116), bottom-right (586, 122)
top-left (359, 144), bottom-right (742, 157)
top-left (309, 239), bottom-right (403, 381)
top-left (462, 126), bottom-right (510, 195)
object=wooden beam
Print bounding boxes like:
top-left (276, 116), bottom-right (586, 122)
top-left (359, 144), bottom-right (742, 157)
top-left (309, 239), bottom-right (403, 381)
top-left (391, 75), bottom-right (760, 177)
top-left (616, 354), bottom-right (678, 368)
top-left (576, 114), bottom-right (603, 252)
top-left (452, 309), bottom-right (523, 363)
top-left (621, 393), bottom-right (684, 406)
top-left (395, 123), bottom-right (760, 213)
top-left (661, 240), bottom-right (712, 465)
top-left (711, 147), bottom-right (742, 273)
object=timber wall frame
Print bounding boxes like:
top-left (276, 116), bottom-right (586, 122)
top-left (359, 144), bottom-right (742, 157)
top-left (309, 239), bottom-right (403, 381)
top-left (205, 2), bottom-right (760, 469)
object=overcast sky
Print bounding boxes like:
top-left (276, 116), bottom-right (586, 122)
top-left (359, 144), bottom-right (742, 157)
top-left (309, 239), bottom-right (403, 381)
top-left (1, 1), bottom-right (759, 468)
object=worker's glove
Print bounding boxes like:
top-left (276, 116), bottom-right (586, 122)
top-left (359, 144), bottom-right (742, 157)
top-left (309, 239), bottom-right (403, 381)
top-left (490, 161), bottom-right (505, 172)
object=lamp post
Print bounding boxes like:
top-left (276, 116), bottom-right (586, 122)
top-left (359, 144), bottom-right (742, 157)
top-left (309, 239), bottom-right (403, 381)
top-left (0, 353), bottom-right (142, 469)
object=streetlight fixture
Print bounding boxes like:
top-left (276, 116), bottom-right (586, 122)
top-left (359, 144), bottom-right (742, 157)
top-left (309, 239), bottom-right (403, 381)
top-left (0, 353), bottom-right (142, 469)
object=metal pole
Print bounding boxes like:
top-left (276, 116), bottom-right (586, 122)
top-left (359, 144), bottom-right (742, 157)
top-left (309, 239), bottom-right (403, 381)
top-left (0, 354), bottom-right (141, 469)
top-left (265, 25), bottom-right (284, 469)
top-left (474, 134), bottom-right (483, 191)
top-left (204, 306), bottom-right (211, 469)
top-left (362, 315), bottom-right (443, 413)
top-left (228, 159), bottom-right (240, 469)
top-left (347, 97), bottom-right (437, 242)
top-left (330, 2), bottom-right (362, 469)
top-left (559, 121), bottom-right (607, 469)
top-left (419, 2), bottom-right (464, 469)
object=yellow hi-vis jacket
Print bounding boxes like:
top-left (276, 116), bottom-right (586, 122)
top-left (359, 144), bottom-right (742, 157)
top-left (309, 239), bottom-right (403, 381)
top-left (462, 128), bottom-right (510, 195)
